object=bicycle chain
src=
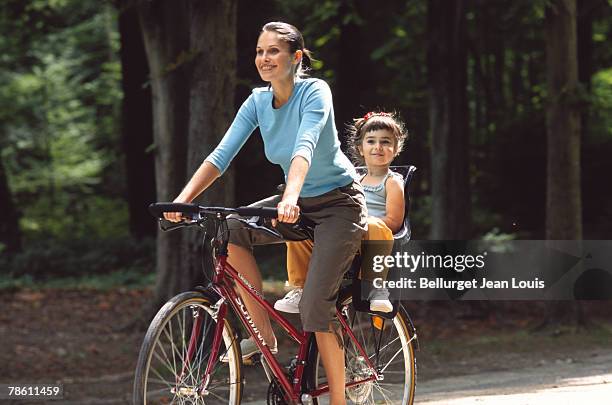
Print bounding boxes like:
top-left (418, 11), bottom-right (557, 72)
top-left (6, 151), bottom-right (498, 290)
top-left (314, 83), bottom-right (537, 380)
top-left (266, 379), bottom-right (288, 405)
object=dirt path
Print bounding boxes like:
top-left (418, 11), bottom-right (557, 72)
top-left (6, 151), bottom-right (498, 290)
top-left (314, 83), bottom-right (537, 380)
top-left (415, 350), bottom-right (612, 404)
top-left (236, 351), bottom-right (612, 405)
top-left (9, 350), bottom-right (611, 405)
top-left (1, 288), bottom-right (611, 404)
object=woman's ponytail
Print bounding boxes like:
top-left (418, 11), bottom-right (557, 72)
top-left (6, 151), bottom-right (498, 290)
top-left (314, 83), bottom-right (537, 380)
top-left (297, 48), bottom-right (314, 78)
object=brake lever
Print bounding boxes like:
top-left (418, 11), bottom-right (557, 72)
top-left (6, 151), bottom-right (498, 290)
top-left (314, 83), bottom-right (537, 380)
top-left (233, 216), bottom-right (283, 239)
top-left (158, 217), bottom-right (201, 232)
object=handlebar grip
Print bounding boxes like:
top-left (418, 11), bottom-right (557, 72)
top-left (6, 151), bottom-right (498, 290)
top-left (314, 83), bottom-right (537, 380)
top-left (236, 206), bottom-right (278, 218)
top-left (148, 202), bottom-right (201, 218)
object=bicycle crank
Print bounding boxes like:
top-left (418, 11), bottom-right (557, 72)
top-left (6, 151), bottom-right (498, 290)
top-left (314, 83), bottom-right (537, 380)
top-left (345, 355), bottom-right (374, 403)
top-left (266, 379), bottom-right (288, 405)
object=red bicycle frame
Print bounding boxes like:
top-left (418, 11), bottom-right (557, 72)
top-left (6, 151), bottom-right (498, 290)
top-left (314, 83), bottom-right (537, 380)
top-left (184, 252), bottom-right (378, 403)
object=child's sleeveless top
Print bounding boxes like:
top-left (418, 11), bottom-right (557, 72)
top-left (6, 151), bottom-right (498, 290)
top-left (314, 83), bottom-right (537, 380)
top-left (361, 171), bottom-right (403, 218)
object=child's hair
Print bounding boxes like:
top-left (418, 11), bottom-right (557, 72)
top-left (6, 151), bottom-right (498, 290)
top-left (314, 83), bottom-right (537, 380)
top-left (347, 111), bottom-right (408, 165)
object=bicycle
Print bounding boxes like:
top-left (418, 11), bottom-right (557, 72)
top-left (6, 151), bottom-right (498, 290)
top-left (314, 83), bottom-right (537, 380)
top-left (133, 202), bottom-right (418, 404)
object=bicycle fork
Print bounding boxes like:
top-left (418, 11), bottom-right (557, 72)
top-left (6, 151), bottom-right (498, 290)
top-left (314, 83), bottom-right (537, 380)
top-left (175, 298), bottom-right (229, 397)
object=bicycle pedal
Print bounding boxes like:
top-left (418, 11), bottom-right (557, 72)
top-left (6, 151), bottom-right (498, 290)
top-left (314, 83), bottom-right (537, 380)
top-left (242, 353), bottom-right (261, 366)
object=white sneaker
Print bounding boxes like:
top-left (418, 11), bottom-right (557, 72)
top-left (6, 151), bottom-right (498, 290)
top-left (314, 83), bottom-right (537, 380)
top-left (273, 288), bottom-right (303, 313)
top-left (369, 288), bottom-right (393, 313)
top-left (219, 337), bottom-right (278, 363)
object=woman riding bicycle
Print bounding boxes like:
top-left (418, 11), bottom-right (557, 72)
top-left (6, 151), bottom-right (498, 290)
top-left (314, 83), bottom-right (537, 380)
top-left (165, 22), bottom-right (366, 405)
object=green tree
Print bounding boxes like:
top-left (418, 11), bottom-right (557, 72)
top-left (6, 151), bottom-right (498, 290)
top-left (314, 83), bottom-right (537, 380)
top-left (543, 0), bottom-right (584, 327)
top-left (116, 0), bottom-right (156, 239)
top-left (0, 151), bottom-right (22, 253)
top-left (1, 0), bottom-right (125, 242)
top-left (137, 0), bottom-right (237, 309)
top-left (427, 0), bottom-right (471, 239)
top-left (545, 0), bottom-right (582, 241)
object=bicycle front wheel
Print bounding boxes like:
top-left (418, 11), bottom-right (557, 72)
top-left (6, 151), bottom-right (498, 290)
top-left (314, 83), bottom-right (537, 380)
top-left (133, 291), bottom-right (242, 405)
top-left (307, 290), bottom-right (417, 405)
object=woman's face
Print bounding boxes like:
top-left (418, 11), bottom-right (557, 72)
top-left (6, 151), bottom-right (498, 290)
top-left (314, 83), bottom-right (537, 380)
top-left (255, 31), bottom-right (299, 83)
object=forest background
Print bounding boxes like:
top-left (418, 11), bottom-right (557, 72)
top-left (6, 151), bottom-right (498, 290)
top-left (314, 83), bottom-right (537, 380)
top-left (1, 0), bottom-right (611, 320)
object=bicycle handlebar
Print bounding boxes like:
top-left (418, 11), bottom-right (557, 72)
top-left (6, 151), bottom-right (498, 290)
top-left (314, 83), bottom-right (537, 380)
top-left (149, 203), bottom-right (201, 217)
top-left (235, 206), bottom-right (278, 218)
top-left (148, 202), bottom-right (278, 220)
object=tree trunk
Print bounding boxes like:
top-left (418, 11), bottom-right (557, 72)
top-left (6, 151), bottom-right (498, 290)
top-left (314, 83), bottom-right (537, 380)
top-left (183, 0), bottom-right (237, 286)
top-left (427, 0), bottom-right (471, 239)
top-left (543, 0), bottom-right (583, 328)
top-left (468, 41), bottom-right (486, 139)
top-left (479, 3), bottom-right (494, 130)
top-left (138, 0), bottom-right (236, 311)
top-left (491, 12), bottom-right (505, 115)
top-left (118, 1), bottom-right (156, 239)
top-left (510, 52), bottom-right (524, 115)
top-left (577, 0), bottom-right (599, 139)
top-left (545, 0), bottom-right (582, 241)
top-left (335, 1), bottom-right (368, 132)
top-left (138, 0), bottom-right (191, 310)
top-left (0, 153), bottom-right (22, 254)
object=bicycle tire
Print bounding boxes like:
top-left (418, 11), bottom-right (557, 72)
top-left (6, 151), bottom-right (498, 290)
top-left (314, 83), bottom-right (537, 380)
top-left (305, 289), bottom-right (417, 405)
top-left (133, 291), bottom-right (243, 405)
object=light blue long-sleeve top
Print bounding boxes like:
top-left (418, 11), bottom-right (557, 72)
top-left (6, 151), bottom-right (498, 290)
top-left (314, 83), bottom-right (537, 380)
top-left (205, 78), bottom-right (358, 197)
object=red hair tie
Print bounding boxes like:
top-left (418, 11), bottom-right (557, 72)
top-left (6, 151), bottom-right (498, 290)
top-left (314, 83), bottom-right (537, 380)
top-left (362, 111), bottom-right (392, 122)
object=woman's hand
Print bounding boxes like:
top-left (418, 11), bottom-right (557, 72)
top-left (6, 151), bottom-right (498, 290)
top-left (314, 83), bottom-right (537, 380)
top-left (163, 161), bottom-right (222, 223)
top-left (276, 199), bottom-right (300, 224)
top-left (274, 156), bottom-right (308, 225)
top-left (163, 198), bottom-right (188, 223)
top-left (164, 212), bottom-right (184, 223)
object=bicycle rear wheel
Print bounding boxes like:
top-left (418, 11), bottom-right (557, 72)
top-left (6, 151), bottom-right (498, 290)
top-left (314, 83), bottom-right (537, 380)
top-left (133, 291), bottom-right (242, 405)
top-left (307, 289), bottom-right (416, 405)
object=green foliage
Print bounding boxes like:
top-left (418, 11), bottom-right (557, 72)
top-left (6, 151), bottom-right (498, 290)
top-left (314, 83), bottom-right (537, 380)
top-left (409, 194), bottom-right (432, 239)
top-left (0, 0), bottom-right (609, 257)
top-left (0, 270), bottom-right (156, 291)
top-left (482, 228), bottom-right (517, 242)
top-left (20, 196), bottom-right (129, 239)
top-left (1, 236), bottom-right (155, 280)
top-left (591, 68), bottom-right (612, 143)
top-left (1, 0), bottom-right (125, 244)
top-left (269, 0), bottom-right (612, 238)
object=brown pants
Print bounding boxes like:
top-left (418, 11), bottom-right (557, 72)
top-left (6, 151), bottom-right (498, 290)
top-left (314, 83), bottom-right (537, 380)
top-left (286, 216), bottom-right (394, 287)
top-left (227, 182), bottom-right (367, 332)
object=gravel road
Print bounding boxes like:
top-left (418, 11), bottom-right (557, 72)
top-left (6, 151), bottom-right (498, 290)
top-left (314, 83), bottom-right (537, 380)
top-left (238, 350), bottom-right (612, 405)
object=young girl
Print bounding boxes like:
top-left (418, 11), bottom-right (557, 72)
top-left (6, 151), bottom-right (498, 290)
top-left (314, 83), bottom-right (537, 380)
top-left (276, 111), bottom-right (408, 314)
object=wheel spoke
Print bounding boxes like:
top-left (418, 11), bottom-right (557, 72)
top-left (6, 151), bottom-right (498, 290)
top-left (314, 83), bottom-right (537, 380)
top-left (163, 320), bottom-right (196, 386)
top-left (207, 389), bottom-right (228, 402)
top-left (369, 335), bottom-right (400, 360)
top-left (161, 317), bottom-right (189, 385)
top-left (135, 295), bottom-right (242, 405)
top-left (153, 337), bottom-right (175, 376)
top-left (146, 374), bottom-right (174, 391)
top-left (372, 379), bottom-right (395, 403)
top-left (150, 350), bottom-right (177, 388)
top-left (379, 346), bottom-right (404, 374)
top-left (313, 296), bottom-right (414, 405)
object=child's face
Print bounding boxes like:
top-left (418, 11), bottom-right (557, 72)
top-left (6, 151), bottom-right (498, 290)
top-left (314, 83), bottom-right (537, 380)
top-left (358, 129), bottom-right (397, 169)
